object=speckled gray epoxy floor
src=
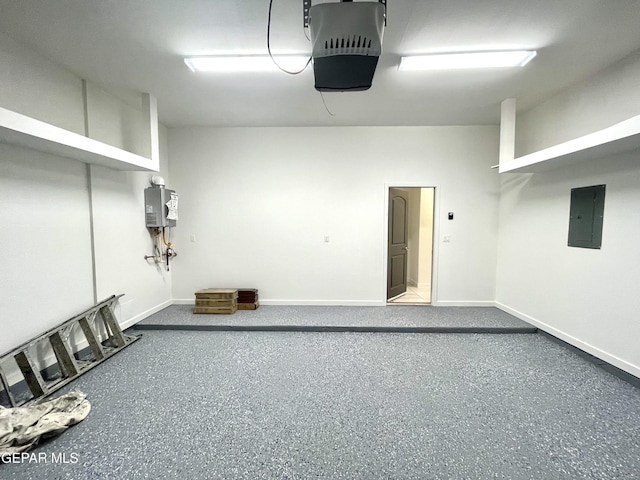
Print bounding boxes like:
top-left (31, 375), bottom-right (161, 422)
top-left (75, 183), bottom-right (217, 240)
top-left (136, 305), bottom-right (534, 331)
top-left (2, 331), bottom-right (639, 479)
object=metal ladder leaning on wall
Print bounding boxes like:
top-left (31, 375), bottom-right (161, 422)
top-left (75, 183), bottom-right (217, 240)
top-left (0, 295), bottom-right (140, 407)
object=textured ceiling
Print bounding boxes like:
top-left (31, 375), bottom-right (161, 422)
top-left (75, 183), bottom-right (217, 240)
top-left (1, 0), bottom-right (640, 127)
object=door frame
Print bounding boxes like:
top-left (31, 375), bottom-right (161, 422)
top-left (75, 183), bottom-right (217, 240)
top-left (383, 183), bottom-right (440, 305)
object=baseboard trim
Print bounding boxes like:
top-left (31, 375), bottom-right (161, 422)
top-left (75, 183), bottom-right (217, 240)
top-left (173, 299), bottom-right (387, 307)
top-left (495, 302), bottom-right (640, 381)
top-left (262, 300), bottom-right (387, 306)
top-left (173, 298), bottom-right (195, 305)
top-left (1, 298), bottom-right (171, 388)
top-left (177, 299), bottom-right (497, 307)
top-left (433, 301), bottom-right (497, 307)
top-left (134, 324), bottom-right (536, 334)
top-left (120, 299), bottom-right (172, 330)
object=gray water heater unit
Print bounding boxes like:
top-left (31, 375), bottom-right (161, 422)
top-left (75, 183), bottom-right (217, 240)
top-left (307, 0), bottom-right (386, 91)
top-left (145, 187), bottom-right (177, 228)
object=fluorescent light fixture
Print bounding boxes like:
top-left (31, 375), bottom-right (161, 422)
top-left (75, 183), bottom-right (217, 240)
top-left (398, 50), bottom-right (537, 71)
top-left (184, 55), bottom-right (310, 73)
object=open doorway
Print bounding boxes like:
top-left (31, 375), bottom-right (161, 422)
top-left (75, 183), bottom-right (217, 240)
top-left (387, 187), bottom-right (435, 305)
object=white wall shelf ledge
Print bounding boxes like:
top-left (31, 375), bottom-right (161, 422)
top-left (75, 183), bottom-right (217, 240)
top-left (500, 115), bottom-right (640, 174)
top-left (0, 106), bottom-right (159, 172)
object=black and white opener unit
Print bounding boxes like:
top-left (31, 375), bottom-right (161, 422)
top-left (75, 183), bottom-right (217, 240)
top-left (305, 0), bottom-right (387, 92)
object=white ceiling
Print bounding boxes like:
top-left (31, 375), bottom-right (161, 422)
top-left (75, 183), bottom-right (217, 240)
top-left (1, 0), bottom-right (640, 128)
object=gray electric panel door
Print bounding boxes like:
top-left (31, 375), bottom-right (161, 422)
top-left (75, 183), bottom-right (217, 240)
top-left (568, 185), bottom-right (605, 249)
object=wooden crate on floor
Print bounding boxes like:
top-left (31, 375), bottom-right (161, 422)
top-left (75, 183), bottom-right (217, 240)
top-left (195, 298), bottom-right (236, 307)
top-left (193, 305), bottom-right (237, 314)
top-left (237, 301), bottom-right (259, 310)
top-left (194, 288), bottom-right (238, 314)
top-left (237, 288), bottom-right (258, 302)
top-left (237, 288), bottom-right (259, 311)
top-left (195, 288), bottom-right (238, 300)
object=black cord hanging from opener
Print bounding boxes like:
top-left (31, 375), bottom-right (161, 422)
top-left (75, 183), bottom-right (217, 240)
top-left (319, 91), bottom-right (336, 116)
top-left (268, 0), bottom-right (312, 74)
top-left (268, 0), bottom-right (335, 117)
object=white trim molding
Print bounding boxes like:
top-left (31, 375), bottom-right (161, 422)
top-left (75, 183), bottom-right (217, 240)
top-left (174, 298), bottom-right (386, 307)
top-left (496, 302), bottom-right (640, 379)
top-left (434, 301), bottom-right (496, 307)
top-left (119, 299), bottom-right (173, 330)
top-left (254, 299), bottom-right (386, 307)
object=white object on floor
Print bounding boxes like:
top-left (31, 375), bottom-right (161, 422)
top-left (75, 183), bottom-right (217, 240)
top-left (0, 390), bottom-right (91, 455)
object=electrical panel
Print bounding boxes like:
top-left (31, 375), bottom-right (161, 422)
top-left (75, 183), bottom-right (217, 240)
top-left (568, 184), bottom-right (605, 249)
top-left (145, 187), bottom-right (178, 228)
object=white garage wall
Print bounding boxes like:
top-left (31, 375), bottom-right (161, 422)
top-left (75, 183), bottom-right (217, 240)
top-left (496, 152), bottom-right (640, 377)
top-left (169, 126), bottom-right (500, 305)
top-left (0, 34), bottom-right (172, 359)
top-left (0, 31), bottom-right (85, 135)
top-left (0, 128), bottom-right (171, 367)
top-left (85, 81), bottom-right (153, 158)
top-left (90, 124), bottom-right (172, 329)
top-left (0, 144), bottom-right (94, 355)
top-left (515, 49), bottom-right (640, 157)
